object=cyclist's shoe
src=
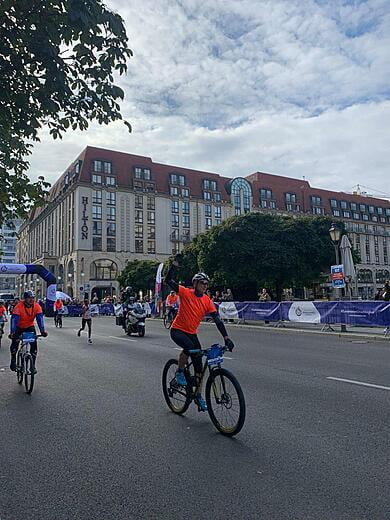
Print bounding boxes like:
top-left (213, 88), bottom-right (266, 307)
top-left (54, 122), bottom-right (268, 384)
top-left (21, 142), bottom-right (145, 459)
top-left (88, 338), bottom-right (92, 344)
top-left (77, 329), bottom-right (81, 337)
top-left (32, 365), bottom-right (37, 375)
top-left (10, 357), bottom-right (16, 372)
top-left (175, 370), bottom-right (187, 387)
top-left (195, 394), bottom-right (208, 412)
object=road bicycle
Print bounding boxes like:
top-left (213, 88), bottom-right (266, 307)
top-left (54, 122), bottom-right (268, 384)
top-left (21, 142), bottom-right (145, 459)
top-left (162, 344), bottom-right (246, 436)
top-left (163, 306), bottom-right (178, 329)
top-left (54, 313), bottom-right (63, 328)
top-left (15, 332), bottom-right (41, 394)
top-left (0, 320), bottom-right (5, 349)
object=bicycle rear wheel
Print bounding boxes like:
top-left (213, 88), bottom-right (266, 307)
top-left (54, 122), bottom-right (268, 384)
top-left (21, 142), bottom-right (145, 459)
top-left (162, 359), bottom-right (191, 414)
top-left (16, 352), bottom-right (23, 384)
top-left (24, 354), bottom-right (35, 394)
top-left (206, 368), bottom-right (246, 436)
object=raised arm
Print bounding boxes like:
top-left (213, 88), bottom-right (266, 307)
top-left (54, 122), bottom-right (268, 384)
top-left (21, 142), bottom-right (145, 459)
top-left (164, 255), bottom-right (181, 293)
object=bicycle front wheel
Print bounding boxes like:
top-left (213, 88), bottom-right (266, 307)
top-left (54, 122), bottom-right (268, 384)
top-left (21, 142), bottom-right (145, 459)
top-left (16, 352), bottom-right (23, 384)
top-left (163, 316), bottom-right (171, 329)
top-left (24, 354), bottom-right (35, 394)
top-left (206, 368), bottom-right (246, 436)
top-left (162, 359), bottom-right (191, 414)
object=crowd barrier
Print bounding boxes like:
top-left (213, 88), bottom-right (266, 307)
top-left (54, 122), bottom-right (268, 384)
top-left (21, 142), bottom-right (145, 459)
top-left (215, 301), bottom-right (390, 327)
top-left (57, 301), bottom-right (390, 328)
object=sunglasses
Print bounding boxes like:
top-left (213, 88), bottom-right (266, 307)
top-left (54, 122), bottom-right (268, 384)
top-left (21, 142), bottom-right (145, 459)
top-left (198, 281), bottom-right (209, 286)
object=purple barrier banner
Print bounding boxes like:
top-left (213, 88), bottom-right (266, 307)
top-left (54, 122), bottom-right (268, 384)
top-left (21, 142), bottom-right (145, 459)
top-left (215, 301), bottom-right (390, 327)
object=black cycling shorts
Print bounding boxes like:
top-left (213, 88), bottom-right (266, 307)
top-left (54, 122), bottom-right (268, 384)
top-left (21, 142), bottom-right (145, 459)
top-left (170, 328), bottom-right (203, 373)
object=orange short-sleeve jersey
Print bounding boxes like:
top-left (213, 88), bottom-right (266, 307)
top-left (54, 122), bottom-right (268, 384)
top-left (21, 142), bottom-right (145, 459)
top-left (172, 285), bottom-right (216, 335)
top-left (12, 301), bottom-right (42, 329)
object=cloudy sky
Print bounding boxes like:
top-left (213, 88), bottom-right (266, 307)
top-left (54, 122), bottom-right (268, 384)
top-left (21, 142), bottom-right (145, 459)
top-left (28, 0), bottom-right (390, 196)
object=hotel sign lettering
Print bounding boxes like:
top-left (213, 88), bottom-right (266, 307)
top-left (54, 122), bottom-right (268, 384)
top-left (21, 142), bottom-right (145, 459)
top-left (81, 196), bottom-right (89, 239)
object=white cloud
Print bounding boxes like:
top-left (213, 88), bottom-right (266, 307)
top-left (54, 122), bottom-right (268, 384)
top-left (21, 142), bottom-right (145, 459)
top-left (27, 0), bottom-right (390, 196)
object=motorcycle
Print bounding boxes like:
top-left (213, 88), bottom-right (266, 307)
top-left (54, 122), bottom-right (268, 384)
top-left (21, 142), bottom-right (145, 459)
top-left (123, 302), bottom-right (146, 337)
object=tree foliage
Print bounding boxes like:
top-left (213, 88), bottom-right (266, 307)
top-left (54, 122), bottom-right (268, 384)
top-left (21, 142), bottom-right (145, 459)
top-left (118, 260), bottom-right (160, 294)
top-left (0, 0), bottom-right (132, 223)
top-left (179, 213), bottom-right (342, 300)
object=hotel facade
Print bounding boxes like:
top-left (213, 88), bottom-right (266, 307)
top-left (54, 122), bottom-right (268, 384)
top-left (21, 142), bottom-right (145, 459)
top-left (16, 146), bottom-right (390, 300)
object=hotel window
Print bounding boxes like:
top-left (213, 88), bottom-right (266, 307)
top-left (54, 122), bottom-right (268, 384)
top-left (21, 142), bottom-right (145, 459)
top-left (182, 201), bottom-right (190, 214)
top-left (170, 173), bottom-right (186, 185)
top-left (172, 201), bottom-right (179, 213)
top-left (103, 162), bottom-right (112, 174)
top-left (312, 207), bottom-right (324, 215)
top-left (203, 191), bottom-right (211, 201)
top-left (353, 212), bottom-right (360, 219)
top-left (260, 189), bottom-right (272, 200)
top-left (211, 180), bottom-right (217, 191)
top-left (215, 206), bottom-right (222, 218)
top-left (135, 210), bottom-right (143, 224)
top-left (261, 200), bottom-right (267, 208)
top-left (134, 167), bottom-right (142, 179)
top-left (92, 206), bottom-right (102, 219)
top-left (172, 214), bottom-right (179, 227)
top-left (203, 179), bottom-right (210, 189)
top-left (143, 168), bottom-right (151, 180)
top-left (147, 226), bottom-right (155, 239)
top-left (343, 211), bottom-right (351, 218)
top-left (205, 217), bottom-right (212, 229)
top-left (380, 217), bottom-right (386, 223)
top-left (377, 207), bottom-right (383, 215)
top-left (107, 207), bottom-right (116, 221)
top-left (92, 190), bottom-right (102, 204)
top-left (330, 199), bottom-right (338, 208)
top-left (135, 239), bottom-right (143, 253)
top-left (386, 209), bottom-right (390, 216)
top-left (372, 215), bottom-right (378, 222)
top-left (170, 186), bottom-right (179, 196)
top-left (107, 222), bottom-right (116, 236)
top-left (182, 188), bottom-right (190, 197)
top-left (359, 204), bottom-right (366, 212)
top-left (285, 193), bottom-right (297, 203)
top-left (106, 192), bottom-right (116, 205)
top-left (135, 225), bottom-right (143, 238)
top-left (92, 174), bottom-right (102, 185)
top-left (269, 201), bottom-right (276, 209)
top-left (205, 205), bottom-right (212, 217)
top-left (311, 195), bottom-right (321, 205)
top-left (183, 215), bottom-right (190, 228)
top-left (147, 211), bottom-right (155, 224)
top-left (368, 205), bottom-right (375, 213)
top-left (107, 237), bottom-right (116, 252)
top-left (340, 201), bottom-right (348, 209)
top-left (147, 197), bottom-right (155, 210)
top-left (93, 221), bottom-right (102, 235)
top-left (350, 202), bottom-right (357, 211)
top-left (93, 160), bottom-right (102, 172)
top-left (213, 192), bottom-right (221, 202)
top-left (147, 240), bottom-right (155, 254)
top-left (171, 229), bottom-right (179, 240)
top-left (333, 209), bottom-right (340, 217)
top-left (92, 237), bottom-right (102, 251)
top-left (362, 214), bottom-right (369, 221)
top-left (135, 195), bottom-right (143, 208)
top-left (134, 181), bottom-right (143, 192)
top-left (106, 176), bottom-right (116, 187)
top-left (215, 219), bottom-right (221, 226)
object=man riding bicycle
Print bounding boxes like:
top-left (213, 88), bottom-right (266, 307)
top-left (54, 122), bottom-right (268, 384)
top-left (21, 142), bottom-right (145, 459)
top-left (54, 298), bottom-right (64, 324)
top-left (165, 290), bottom-right (179, 322)
top-left (9, 291), bottom-right (48, 373)
top-left (0, 299), bottom-right (7, 336)
top-left (165, 254), bottom-right (234, 412)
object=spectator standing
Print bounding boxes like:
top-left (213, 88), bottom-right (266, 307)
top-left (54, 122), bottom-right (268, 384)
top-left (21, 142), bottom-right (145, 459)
top-left (258, 288), bottom-right (271, 302)
top-left (382, 282), bottom-right (390, 302)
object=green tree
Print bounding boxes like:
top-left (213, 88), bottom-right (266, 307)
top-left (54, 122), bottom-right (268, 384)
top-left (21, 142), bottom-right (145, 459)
top-left (0, 0), bottom-right (132, 224)
top-left (180, 213), bottom-right (340, 300)
top-left (118, 260), bottom-right (160, 294)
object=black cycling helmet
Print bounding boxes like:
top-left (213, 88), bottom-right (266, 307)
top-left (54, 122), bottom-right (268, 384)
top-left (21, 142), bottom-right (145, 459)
top-left (23, 290), bottom-right (35, 299)
top-left (192, 272), bottom-right (210, 284)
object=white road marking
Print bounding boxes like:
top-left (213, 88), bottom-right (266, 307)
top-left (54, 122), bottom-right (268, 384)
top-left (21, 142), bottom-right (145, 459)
top-left (327, 377), bottom-right (390, 391)
top-left (107, 336), bottom-right (137, 342)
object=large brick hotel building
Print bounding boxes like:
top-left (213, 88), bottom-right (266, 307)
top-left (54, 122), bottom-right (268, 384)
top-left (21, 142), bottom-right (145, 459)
top-left (16, 146), bottom-right (390, 299)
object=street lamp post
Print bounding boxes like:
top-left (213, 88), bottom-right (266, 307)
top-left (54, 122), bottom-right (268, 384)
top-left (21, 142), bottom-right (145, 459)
top-left (329, 222), bottom-right (347, 331)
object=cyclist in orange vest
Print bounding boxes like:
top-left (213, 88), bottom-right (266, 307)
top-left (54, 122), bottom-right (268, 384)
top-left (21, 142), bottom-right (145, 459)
top-left (9, 291), bottom-right (47, 373)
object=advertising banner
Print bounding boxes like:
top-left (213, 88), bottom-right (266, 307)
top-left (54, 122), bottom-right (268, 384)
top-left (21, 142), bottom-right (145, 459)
top-left (331, 264), bottom-right (345, 289)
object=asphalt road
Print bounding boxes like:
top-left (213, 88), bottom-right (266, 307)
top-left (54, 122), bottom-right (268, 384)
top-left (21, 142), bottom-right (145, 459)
top-left (0, 317), bottom-right (389, 520)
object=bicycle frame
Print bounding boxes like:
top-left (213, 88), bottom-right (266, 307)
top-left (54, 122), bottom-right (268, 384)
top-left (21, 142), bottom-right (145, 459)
top-left (185, 347), bottom-right (226, 400)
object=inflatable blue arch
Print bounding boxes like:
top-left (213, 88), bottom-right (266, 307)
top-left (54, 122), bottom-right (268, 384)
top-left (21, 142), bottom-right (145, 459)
top-left (0, 263), bottom-right (56, 314)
